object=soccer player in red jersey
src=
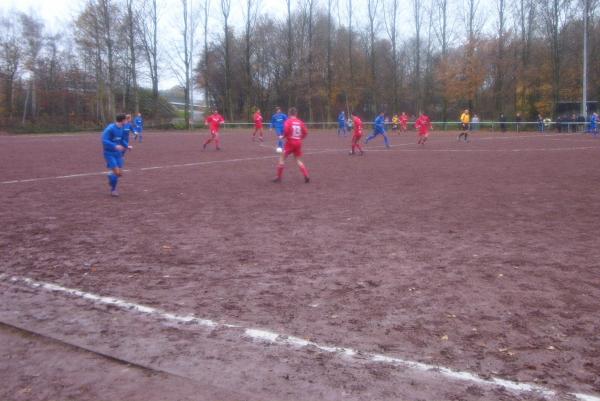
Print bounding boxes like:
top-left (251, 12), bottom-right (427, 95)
top-left (273, 107), bottom-right (310, 183)
top-left (415, 111), bottom-right (433, 145)
top-left (252, 108), bottom-right (264, 141)
top-left (349, 111), bottom-right (364, 155)
top-left (400, 112), bottom-right (409, 132)
top-left (203, 109), bottom-right (225, 150)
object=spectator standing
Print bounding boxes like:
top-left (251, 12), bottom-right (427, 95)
top-left (499, 113), bottom-right (507, 132)
top-left (537, 114), bottom-right (544, 132)
top-left (471, 114), bottom-right (480, 131)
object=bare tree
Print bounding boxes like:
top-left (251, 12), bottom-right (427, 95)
top-left (367, 0), bottom-right (379, 113)
top-left (433, 0), bottom-right (450, 122)
top-left (243, 0), bottom-right (260, 118)
top-left (384, 0), bottom-right (400, 111)
top-left (75, 2), bottom-right (106, 121)
top-left (464, 0), bottom-right (481, 110)
top-left (303, 0), bottom-right (316, 120)
top-left (126, 0), bottom-right (140, 113)
top-left (98, 0), bottom-right (117, 119)
top-left (494, 0), bottom-right (506, 112)
top-left (413, 0), bottom-right (423, 111)
top-left (141, 0), bottom-right (160, 117)
top-left (286, 0), bottom-right (294, 106)
top-left (202, 0), bottom-right (210, 109)
top-left (221, 0), bottom-right (233, 120)
top-left (540, 0), bottom-right (571, 108)
top-left (326, 0), bottom-right (334, 121)
top-left (424, 4), bottom-right (436, 109)
top-left (0, 14), bottom-right (22, 120)
top-left (347, 0), bottom-right (354, 103)
top-left (19, 13), bottom-right (44, 122)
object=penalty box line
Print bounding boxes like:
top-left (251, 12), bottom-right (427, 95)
top-left (1, 274), bottom-right (599, 401)
top-left (0, 133), bottom-right (594, 185)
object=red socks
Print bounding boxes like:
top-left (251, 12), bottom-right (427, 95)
top-left (299, 164), bottom-right (309, 178)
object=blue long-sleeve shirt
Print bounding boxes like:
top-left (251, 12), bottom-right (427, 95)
top-left (102, 123), bottom-right (127, 153)
top-left (270, 112), bottom-right (288, 134)
top-left (338, 112), bottom-right (346, 127)
top-left (134, 116), bottom-right (143, 129)
top-left (374, 115), bottom-right (386, 133)
top-left (122, 123), bottom-right (134, 148)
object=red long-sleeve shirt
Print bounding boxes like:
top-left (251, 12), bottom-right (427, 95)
top-left (205, 113), bottom-right (225, 132)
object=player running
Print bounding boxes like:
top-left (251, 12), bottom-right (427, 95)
top-left (400, 112), bottom-right (409, 132)
top-left (415, 111), bottom-right (433, 145)
top-left (349, 111), bottom-right (364, 155)
top-left (458, 109), bottom-right (470, 142)
top-left (252, 108), bottom-right (264, 141)
top-left (365, 111), bottom-right (390, 148)
top-left (102, 113), bottom-right (131, 197)
top-left (273, 107), bottom-right (310, 183)
top-left (203, 109), bottom-right (225, 151)
top-left (337, 111), bottom-right (348, 136)
top-left (270, 106), bottom-right (288, 152)
top-left (133, 112), bottom-right (144, 142)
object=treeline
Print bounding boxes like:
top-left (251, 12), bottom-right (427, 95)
top-left (203, 0), bottom-right (600, 122)
top-left (1, 0), bottom-right (599, 132)
top-left (0, 1), bottom-right (175, 132)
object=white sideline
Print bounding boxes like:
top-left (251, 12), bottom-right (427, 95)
top-left (1, 133), bottom-right (597, 185)
top-left (1, 274), bottom-right (598, 401)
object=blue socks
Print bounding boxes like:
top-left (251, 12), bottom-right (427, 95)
top-left (383, 133), bottom-right (390, 148)
top-left (108, 173), bottom-right (118, 191)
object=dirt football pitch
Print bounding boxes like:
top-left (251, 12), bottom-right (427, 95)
top-left (1, 128), bottom-right (599, 401)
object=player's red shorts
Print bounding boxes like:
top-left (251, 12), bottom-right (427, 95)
top-left (284, 140), bottom-right (303, 157)
top-left (255, 122), bottom-right (263, 129)
top-left (418, 131), bottom-right (429, 137)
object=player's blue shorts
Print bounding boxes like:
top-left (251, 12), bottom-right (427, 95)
top-left (104, 151), bottom-right (124, 169)
top-left (275, 127), bottom-right (284, 136)
top-left (134, 125), bottom-right (142, 133)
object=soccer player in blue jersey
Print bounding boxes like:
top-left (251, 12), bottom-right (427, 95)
top-left (102, 114), bottom-right (131, 197)
top-left (364, 112), bottom-right (390, 148)
top-left (270, 106), bottom-right (288, 152)
top-left (589, 112), bottom-right (598, 136)
top-left (133, 112), bottom-right (144, 142)
top-left (123, 114), bottom-right (135, 151)
top-left (337, 111), bottom-right (347, 136)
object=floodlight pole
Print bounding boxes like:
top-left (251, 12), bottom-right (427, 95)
top-left (582, 0), bottom-right (589, 118)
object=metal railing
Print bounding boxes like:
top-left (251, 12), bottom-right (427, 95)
top-left (197, 120), bottom-right (598, 133)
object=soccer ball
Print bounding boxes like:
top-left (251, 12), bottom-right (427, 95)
top-left (276, 147), bottom-right (283, 153)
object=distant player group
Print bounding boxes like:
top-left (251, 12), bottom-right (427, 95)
top-left (100, 107), bottom-right (439, 196)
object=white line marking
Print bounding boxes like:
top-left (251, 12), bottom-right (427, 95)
top-left (365, 146), bottom-right (598, 153)
top-left (2, 134), bottom-right (598, 185)
top-left (1, 274), bottom-right (598, 401)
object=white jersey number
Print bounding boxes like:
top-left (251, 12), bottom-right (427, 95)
top-left (292, 124), bottom-right (302, 139)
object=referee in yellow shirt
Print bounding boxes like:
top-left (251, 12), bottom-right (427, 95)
top-left (458, 109), bottom-right (470, 142)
